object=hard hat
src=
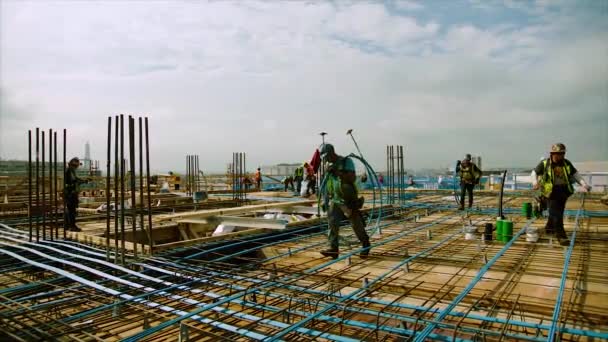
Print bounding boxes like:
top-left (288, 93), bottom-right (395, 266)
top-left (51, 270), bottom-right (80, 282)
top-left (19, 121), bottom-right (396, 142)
top-left (464, 154), bottom-right (472, 161)
top-left (320, 143), bottom-right (334, 157)
top-left (550, 143), bottom-right (566, 154)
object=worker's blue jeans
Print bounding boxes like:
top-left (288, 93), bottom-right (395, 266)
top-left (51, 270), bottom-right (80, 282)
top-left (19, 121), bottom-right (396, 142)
top-left (327, 204), bottom-right (369, 252)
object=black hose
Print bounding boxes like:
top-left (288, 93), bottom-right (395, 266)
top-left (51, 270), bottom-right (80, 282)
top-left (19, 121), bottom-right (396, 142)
top-left (498, 170), bottom-right (507, 219)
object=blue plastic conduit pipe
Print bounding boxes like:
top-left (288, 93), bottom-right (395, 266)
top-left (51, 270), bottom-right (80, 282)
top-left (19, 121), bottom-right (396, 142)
top-left (413, 219), bottom-right (534, 342)
top-left (547, 195), bottom-right (584, 342)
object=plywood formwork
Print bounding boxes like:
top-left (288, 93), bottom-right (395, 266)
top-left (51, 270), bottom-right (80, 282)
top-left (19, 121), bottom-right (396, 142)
top-left (0, 192), bottom-right (606, 341)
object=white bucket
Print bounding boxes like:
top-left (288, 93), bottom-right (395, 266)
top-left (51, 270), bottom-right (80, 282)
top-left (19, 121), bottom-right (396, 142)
top-left (464, 226), bottom-right (477, 240)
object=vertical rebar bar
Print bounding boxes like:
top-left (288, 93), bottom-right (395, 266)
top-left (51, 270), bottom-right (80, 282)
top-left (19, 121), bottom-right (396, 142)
top-left (120, 114), bottom-right (125, 264)
top-left (114, 116), bottom-right (119, 261)
top-left (401, 146), bottom-right (405, 206)
top-left (36, 128), bottom-right (39, 242)
top-left (240, 153), bottom-right (243, 202)
top-left (196, 155), bottom-right (200, 192)
top-left (139, 117), bottom-right (144, 255)
top-left (129, 116), bottom-right (137, 258)
top-left (243, 153), bottom-right (246, 201)
top-left (28, 130), bottom-right (32, 242)
top-left (145, 117), bottom-right (153, 255)
top-left (63, 129), bottom-right (66, 239)
top-left (49, 129), bottom-right (53, 240)
top-left (397, 145), bottom-right (401, 206)
top-left (232, 153), bottom-right (235, 201)
top-left (106, 116), bottom-right (111, 261)
top-left (42, 130), bottom-right (46, 240)
top-left (129, 118), bottom-right (136, 249)
top-left (54, 131), bottom-right (58, 240)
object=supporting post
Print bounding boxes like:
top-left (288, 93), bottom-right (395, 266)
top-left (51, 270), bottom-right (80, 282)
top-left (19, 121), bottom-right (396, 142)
top-left (54, 131), bottom-right (58, 240)
top-left (139, 117), bottom-right (145, 254)
top-left (145, 117), bottom-right (153, 255)
top-left (106, 116), bottom-right (112, 261)
top-left (48, 129), bottom-right (53, 240)
top-left (120, 114), bottom-right (125, 264)
top-left (28, 130), bottom-right (32, 242)
top-left (114, 116), bottom-right (119, 261)
top-left (62, 129), bottom-right (66, 239)
top-left (129, 116), bottom-right (137, 257)
top-left (42, 130), bottom-right (46, 240)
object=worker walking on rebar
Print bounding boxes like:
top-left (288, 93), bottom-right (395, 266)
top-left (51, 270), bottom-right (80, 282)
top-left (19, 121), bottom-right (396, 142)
top-left (304, 162), bottom-right (316, 196)
top-left (64, 157), bottom-right (90, 232)
top-left (294, 165), bottom-right (304, 194)
top-left (456, 154), bottom-right (481, 210)
top-left (532, 143), bottom-right (591, 246)
top-left (320, 143), bottom-right (370, 259)
top-left (254, 167), bottom-right (262, 190)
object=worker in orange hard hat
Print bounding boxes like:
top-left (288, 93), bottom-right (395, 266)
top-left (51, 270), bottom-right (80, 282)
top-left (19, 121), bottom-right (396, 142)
top-left (532, 143), bottom-right (591, 246)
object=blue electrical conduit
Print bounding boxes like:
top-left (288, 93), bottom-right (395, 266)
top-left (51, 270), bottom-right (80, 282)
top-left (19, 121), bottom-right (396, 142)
top-left (211, 207), bottom-right (446, 263)
top-left (0, 242), bottom-right (357, 342)
top-left (0, 236), bottom-right (364, 342)
top-left (122, 215), bottom-right (463, 342)
top-left (137, 262), bottom-right (547, 342)
top-left (0, 246), bottom-right (272, 340)
top-left (412, 219), bottom-right (534, 342)
top-left (547, 195), bottom-right (584, 342)
top-left (140, 253), bottom-right (608, 342)
top-left (0, 239), bottom-right (354, 341)
top-left (263, 229), bottom-right (465, 341)
top-left (178, 202), bottom-right (419, 262)
top-left (3, 223), bottom-right (602, 340)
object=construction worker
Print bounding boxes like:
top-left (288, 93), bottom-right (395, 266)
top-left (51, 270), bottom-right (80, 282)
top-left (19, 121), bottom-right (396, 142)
top-left (456, 154), bottom-right (481, 210)
top-left (320, 143), bottom-right (370, 259)
top-left (532, 143), bottom-right (591, 246)
top-left (304, 162), bottom-right (316, 196)
top-left (254, 167), bottom-right (262, 190)
top-left (294, 165), bottom-right (304, 194)
top-left (283, 175), bottom-right (294, 192)
top-left (64, 157), bottom-right (90, 232)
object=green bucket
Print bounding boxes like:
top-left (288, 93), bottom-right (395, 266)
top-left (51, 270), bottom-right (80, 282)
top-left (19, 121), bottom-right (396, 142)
top-left (502, 220), bottom-right (514, 242)
top-left (522, 202), bottom-right (532, 218)
top-left (496, 219), bottom-right (504, 242)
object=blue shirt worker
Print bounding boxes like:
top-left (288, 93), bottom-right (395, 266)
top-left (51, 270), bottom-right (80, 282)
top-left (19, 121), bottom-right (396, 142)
top-left (532, 143), bottom-right (591, 246)
top-left (320, 143), bottom-right (370, 259)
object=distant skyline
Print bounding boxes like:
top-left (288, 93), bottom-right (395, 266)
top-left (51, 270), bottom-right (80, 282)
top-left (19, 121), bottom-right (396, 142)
top-left (1, 0), bottom-right (607, 174)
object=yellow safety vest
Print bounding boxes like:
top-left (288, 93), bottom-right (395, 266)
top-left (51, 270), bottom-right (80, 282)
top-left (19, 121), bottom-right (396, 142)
top-left (541, 159), bottom-right (573, 197)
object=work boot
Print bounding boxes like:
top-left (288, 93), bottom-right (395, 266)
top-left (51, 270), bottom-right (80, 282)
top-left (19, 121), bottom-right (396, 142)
top-left (320, 249), bottom-right (339, 259)
top-left (359, 243), bottom-right (371, 258)
top-left (545, 229), bottom-right (554, 235)
top-left (458, 206), bottom-right (464, 211)
top-left (558, 238), bottom-right (570, 246)
top-left (68, 226), bottom-right (82, 232)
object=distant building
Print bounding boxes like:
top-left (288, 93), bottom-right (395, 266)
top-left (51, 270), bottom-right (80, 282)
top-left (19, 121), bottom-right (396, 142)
top-left (261, 163), bottom-right (301, 176)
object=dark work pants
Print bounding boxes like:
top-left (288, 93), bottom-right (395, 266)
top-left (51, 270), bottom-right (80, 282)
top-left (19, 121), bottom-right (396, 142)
top-left (327, 204), bottom-right (370, 252)
top-left (65, 193), bottom-right (79, 228)
top-left (460, 183), bottom-right (474, 208)
top-left (546, 185), bottom-right (570, 239)
top-left (295, 177), bottom-right (303, 193)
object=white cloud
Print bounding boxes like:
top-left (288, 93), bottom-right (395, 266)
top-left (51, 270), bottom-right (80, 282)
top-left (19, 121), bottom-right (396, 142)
top-left (1, 1), bottom-right (606, 172)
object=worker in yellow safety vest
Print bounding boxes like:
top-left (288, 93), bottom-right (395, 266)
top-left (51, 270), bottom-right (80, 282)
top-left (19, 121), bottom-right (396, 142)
top-left (532, 143), bottom-right (591, 246)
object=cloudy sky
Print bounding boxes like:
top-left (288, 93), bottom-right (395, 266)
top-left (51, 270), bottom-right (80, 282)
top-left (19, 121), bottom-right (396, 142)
top-left (1, 0), bottom-right (606, 173)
